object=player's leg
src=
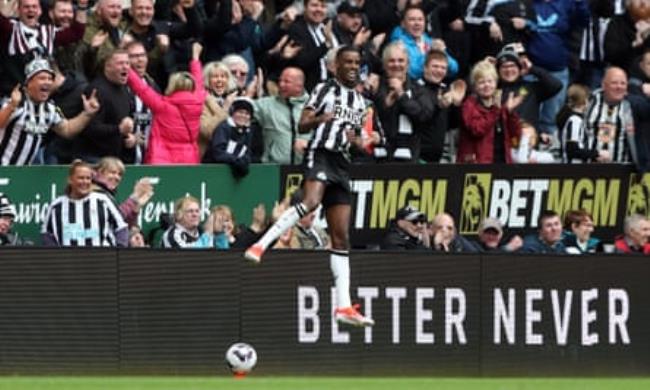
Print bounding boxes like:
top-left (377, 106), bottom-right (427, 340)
top-left (244, 180), bottom-right (324, 263)
top-left (327, 203), bottom-right (374, 327)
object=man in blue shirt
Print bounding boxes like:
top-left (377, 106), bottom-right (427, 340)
top-left (520, 210), bottom-right (567, 253)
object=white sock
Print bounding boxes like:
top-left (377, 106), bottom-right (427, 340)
top-left (256, 203), bottom-right (306, 249)
top-left (330, 250), bottom-right (351, 308)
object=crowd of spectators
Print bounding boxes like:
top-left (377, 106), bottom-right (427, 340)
top-left (1, 0), bottom-right (650, 251)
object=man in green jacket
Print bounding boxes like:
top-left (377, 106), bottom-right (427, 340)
top-left (254, 67), bottom-right (311, 164)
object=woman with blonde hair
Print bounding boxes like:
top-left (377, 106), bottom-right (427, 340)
top-left (200, 61), bottom-right (237, 156)
top-left (92, 156), bottom-right (155, 226)
top-left (457, 59), bottom-right (523, 163)
top-left (127, 43), bottom-right (207, 164)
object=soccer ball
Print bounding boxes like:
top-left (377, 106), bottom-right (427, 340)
top-left (225, 342), bottom-right (258, 374)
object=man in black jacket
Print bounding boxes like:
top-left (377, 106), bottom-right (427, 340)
top-left (381, 205), bottom-right (429, 250)
top-left (629, 49), bottom-right (650, 171)
top-left (44, 64), bottom-right (88, 164)
top-left (74, 49), bottom-right (133, 162)
top-left (417, 49), bottom-right (465, 163)
top-left (285, 0), bottom-right (330, 91)
top-left (496, 43), bottom-right (562, 137)
top-left (372, 41), bottom-right (430, 162)
top-left (604, 0), bottom-right (650, 76)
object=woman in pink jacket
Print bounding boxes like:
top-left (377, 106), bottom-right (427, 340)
top-left (127, 43), bottom-right (207, 164)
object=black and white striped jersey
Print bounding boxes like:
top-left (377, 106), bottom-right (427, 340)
top-left (130, 86), bottom-right (152, 165)
top-left (41, 192), bottom-right (127, 247)
top-left (579, 18), bottom-right (610, 63)
top-left (304, 79), bottom-right (367, 154)
top-left (579, 0), bottom-right (625, 63)
top-left (0, 97), bottom-right (63, 165)
top-left (560, 112), bottom-right (585, 163)
top-left (160, 224), bottom-right (200, 248)
top-left (6, 20), bottom-right (57, 56)
top-left (583, 90), bottom-right (635, 163)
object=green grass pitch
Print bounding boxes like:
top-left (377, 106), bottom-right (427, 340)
top-left (0, 377), bottom-right (649, 390)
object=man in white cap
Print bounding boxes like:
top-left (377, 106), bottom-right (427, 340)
top-left (472, 217), bottom-right (522, 252)
top-left (0, 56), bottom-right (100, 165)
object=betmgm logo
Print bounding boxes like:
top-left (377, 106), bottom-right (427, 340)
top-left (459, 173), bottom-right (491, 234)
top-left (285, 173), bottom-right (303, 200)
top-left (626, 173), bottom-right (650, 217)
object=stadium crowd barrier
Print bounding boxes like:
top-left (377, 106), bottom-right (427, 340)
top-left (0, 248), bottom-right (648, 376)
top-left (3, 163), bottom-right (649, 246)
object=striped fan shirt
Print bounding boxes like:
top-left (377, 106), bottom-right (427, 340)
top-left (161, 224), bottom-right (200, 248)
top-left (41, 192), bottom-right (128, 247)
top-left (130, 91), bottom-right (152, 165)
top-left (304, 79), bottom-right (367, 155)
top-left (0, 97), bottom-right (63, 165)
top-left (583, 90), bottom-right (635, 163)
top-left (6, 20), bottom-right (57, 56)
top-left (560, 112), bottom-right (586, 163)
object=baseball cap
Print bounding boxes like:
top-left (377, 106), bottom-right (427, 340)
top-left (396, 205), bottom-right (426, 223)
top-left (0, 193), bottom-right (16, 219)
top-left (478, 217), bottom-right (503, 234)
top-left (337, 1), bottom-right (363, 15)
top-left (24, 57), bottom-right (55, 82)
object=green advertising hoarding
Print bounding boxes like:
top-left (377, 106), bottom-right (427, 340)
top-left (0, 165), bottom-right (280, 245)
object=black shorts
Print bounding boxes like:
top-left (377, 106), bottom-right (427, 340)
top-left (303, 149), bottom-right (351, 208)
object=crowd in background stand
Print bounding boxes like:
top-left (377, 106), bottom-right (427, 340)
top-left (1, 0), bottom-right (650, 251)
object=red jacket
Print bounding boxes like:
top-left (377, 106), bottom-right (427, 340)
top-left (457, 95), bottom-right (521, 164)
top-left (127, 60), bottom-right (207, 164)
top-left (614, 235), bottom-right (650, 254)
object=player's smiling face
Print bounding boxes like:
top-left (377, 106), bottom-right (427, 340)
top-left (336, 50), bottom-right (361, 88)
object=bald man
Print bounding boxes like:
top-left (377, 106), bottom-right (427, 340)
top-left (429, 212), bottom-right (476, 252)
top-left (254, 67), bottom-right (312, 164)
top-left (583, 67), bottom-right (637, 163)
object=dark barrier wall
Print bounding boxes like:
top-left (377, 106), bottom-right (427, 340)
top-left (281, 164), bottom-right (650, 246)
top-left (0, 249), bottom-right (648, 376)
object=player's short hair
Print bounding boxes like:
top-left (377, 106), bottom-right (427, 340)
top-left (335, 45), bottom-right (361, 62)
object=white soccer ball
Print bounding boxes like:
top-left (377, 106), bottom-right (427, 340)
top-left (225, 342), bottom-right (258, 374)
